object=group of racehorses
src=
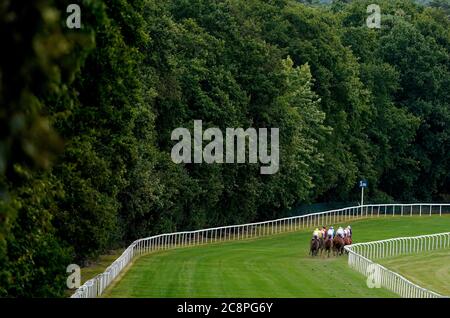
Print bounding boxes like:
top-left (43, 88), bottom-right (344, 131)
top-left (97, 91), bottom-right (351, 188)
top-left (309, 232), bottom-right (352, 257)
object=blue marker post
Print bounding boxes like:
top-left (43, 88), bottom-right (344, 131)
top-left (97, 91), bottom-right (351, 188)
top-left (359, 180), bottom-right (368, 215)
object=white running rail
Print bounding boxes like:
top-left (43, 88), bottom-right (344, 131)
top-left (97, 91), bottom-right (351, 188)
top-left (71, 203), bottom-right (450, 298)
top-left (345, 232), bottom-right (450, 298)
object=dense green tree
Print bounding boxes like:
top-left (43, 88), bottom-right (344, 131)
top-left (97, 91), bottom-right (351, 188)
top-left (340, 0), bottom-right (450, 200)
top-left (1, 0), bottom-right (449, 296)
top-left (0, 0), bottom-right (93, 296)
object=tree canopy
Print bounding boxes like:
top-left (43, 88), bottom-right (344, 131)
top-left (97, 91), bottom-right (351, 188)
top-left (0, 0), bottom-right (449, 296)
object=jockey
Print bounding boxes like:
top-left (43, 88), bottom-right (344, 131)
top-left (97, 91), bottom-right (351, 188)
top-left (313, 228), bottom-right (320, 240)
top-left (347, 225), bottom-right (352, 237)
top-left (327, 226), bottom-right (334, 239)
top-left (336, 226), bottom-right (344, 238)
top-left (321, 226), bottom-right (327, 239)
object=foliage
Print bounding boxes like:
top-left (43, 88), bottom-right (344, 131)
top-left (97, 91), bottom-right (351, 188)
top-left (0, 0), bottom-right (449, 296)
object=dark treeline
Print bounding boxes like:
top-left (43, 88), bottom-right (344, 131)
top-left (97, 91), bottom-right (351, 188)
top-left (0, 0), bottom-right (449, 296)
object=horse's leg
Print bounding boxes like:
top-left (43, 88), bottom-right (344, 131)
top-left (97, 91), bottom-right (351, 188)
top-left (320, 241), bottom-right (324, 257)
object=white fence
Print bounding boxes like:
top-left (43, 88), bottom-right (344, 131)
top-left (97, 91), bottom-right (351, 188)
top-left (345, 232), bottom-right (450, 298)
top-left (71, 203), bottom-right (450, 298)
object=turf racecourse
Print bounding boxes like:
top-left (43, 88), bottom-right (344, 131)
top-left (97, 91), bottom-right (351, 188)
top-left (103, 215), bottom-right (450, 298)
top-left (378, 249), bottom-right (450, 296)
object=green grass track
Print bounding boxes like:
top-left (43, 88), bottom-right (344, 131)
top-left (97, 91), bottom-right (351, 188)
top-left (379, 249), bottom-right (450, 296)
top-left (104, 215), bottom-right (450, 297)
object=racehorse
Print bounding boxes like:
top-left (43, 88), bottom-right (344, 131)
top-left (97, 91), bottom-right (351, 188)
top-left (318, 237), bottom-right (324, 255)
top-left (333, 236), bottom-right (345, 256)
top-left (310, 238), bottom-right (320, 256)
top-left (323, 236), bottom-right (333, 257)
top-left (343, 236), bottom-right (352, 254)
top-left (344, 236), bottom-right (352, 246)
